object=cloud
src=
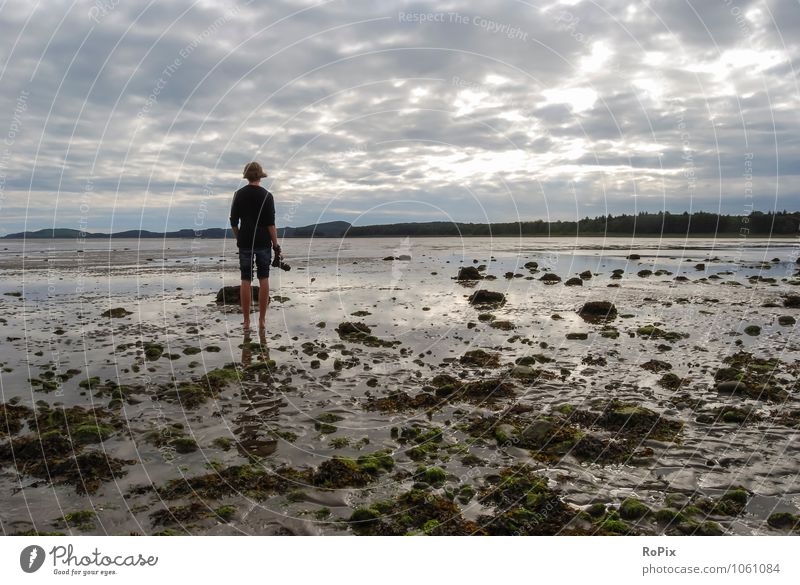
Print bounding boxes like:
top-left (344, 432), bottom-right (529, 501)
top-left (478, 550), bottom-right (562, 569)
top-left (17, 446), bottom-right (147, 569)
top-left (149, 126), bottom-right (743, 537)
top-left (0, 0), bottom-right (797, 233)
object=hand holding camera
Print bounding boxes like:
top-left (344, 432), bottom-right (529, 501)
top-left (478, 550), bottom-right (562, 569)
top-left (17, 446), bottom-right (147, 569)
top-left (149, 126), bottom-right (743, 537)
top-left (271, 243), bottom-right (291, 271)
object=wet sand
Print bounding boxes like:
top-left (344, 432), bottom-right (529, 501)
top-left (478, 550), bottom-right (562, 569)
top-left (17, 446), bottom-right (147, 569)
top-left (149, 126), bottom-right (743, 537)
top-left (1, 236), bottom-right (799, 535)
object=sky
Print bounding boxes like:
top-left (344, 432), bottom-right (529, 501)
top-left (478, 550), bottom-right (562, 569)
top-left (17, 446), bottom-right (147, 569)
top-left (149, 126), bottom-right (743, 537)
top-left (0, 0), bottom-right (798, 233)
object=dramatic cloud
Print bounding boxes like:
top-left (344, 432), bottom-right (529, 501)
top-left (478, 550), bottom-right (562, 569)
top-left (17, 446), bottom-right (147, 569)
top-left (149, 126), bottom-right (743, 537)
top-left (0, 0), bottom-right (798, 232)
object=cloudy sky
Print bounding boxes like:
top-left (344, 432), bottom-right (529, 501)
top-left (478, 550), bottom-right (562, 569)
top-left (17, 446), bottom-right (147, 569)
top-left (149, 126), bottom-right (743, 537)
top-left (0, 0), bottom-right (798, 233)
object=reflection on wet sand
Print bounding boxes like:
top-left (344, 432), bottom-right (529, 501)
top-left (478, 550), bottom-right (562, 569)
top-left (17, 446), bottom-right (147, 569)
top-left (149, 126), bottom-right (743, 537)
top-left (234, 332), bottom-right (283, 459)
top-left (2, 236), bottom-right (799, 535)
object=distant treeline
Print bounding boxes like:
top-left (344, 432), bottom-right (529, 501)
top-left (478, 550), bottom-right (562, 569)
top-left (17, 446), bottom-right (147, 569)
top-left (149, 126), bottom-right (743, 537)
top-left (347, 211), bottom-right (800, 237)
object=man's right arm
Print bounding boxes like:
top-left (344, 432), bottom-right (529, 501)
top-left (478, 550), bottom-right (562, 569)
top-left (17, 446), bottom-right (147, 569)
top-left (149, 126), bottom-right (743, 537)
top-left (229, 192), bottom-right (239, 239)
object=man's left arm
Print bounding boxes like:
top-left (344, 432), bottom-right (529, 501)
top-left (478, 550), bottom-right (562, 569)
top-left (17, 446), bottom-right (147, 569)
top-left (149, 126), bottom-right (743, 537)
top-left (267, 193), bottom-right (279, 249)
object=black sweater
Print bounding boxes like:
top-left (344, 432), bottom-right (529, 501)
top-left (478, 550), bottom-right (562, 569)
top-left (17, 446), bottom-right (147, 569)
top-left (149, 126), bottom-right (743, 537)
top-left (229, 185), bottom-right (275, 249)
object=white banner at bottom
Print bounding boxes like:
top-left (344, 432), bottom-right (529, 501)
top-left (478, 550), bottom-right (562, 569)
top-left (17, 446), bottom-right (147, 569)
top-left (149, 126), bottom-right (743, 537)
top-left (1, 536), bottom-right (797, 584)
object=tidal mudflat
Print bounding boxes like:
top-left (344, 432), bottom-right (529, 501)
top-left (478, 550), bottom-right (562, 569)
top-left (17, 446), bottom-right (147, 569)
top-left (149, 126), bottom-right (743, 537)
top-left (1, 236), bottom-right (799, 535)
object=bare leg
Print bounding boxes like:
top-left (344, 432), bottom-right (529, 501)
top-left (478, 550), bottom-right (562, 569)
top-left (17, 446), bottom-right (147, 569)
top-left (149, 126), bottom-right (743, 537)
top-left (257, 277), bottom-right (269, 331)
top-left (240, 279), bottom-right (252, 328)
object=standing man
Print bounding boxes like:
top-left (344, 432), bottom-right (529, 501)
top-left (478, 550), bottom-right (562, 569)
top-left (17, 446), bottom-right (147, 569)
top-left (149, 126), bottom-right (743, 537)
top-left (230, 161), bottom-right (280, 332)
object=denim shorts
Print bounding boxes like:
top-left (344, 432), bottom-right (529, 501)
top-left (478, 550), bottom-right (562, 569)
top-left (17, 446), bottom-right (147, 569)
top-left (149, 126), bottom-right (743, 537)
top-left (239, 248), bottom-right (271, 280)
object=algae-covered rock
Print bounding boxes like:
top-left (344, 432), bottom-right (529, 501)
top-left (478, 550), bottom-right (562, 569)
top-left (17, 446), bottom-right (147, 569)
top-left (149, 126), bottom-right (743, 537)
top-left (101, 307), bottom-right (132, 318)
top-left (456, 266), bottom-right (483, 280)
top-left (336, 321), bottom-right (400, 348)
top-left (540, 273), bottom-right (561, 284)
top-left (767, 512), bottom-right (799, 530)
top-left (477, 464), bottom-right (580, 535)
top-left (578, 301), bottom-right (618, 322)
top-left (783, 294), bottom-right (800, 308)
top-left (641, 359), bottom-right (672, 373)
top-left (468, 290), bottom-right (506, 306)
top-left (636, 325), bottom-right (688, 342)
top-left (215, 286), bottom-right (259, 304)
top-left (460, 349), bottom-right (501, 368)
top-left (619, 498), bottom-right (651, 520)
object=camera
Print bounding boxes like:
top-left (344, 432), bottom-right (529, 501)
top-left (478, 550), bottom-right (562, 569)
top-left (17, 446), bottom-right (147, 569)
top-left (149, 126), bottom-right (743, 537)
top-left (272, 246), bottom-right (291, 271)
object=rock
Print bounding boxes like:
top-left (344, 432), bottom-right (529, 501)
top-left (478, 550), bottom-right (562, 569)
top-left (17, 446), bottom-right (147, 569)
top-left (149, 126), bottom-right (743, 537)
top-left (674, 276), bottom-right (689, 282)
top-left (564, 277), bottom-right (583, 286)
top-left (397, 254), bottom-right (411, 261)
top-left (619, 498), bottom-right (651, 520)
top-left (510, 365), bottom-right (542, 379)
top-left (641, 359), bottom-right (672, 373)
top-left (627, 254), bottom-right (641, 260)
top-left (460, 350), bottom-right (500, 368)
top-left (578, 301), bottom-right (618, 322)
top-left (490, 320), bottom-right (515, 330)
top-left (783, 295), bottom-right (800, 308)
top-left (743, 325), bottom-right (761, 336)
top-left (336, 322), bottom-right (372, 336)
top-left (519, 420), bottom-right (555, 446)
top-left (636, 325), bottom-right (687, 342)
top-left (456, 266), bottom-right (482, 280)
top-left (566, 332), bottom-right (588, 340)
top-left (144, 343), bottom-right (163, 360)
top-left (494, 424), bottom-right (517, 445)
top-left (101, 307), bottom-right (132, 318)
top-left (637, 270), bottom-right (652, 277)
top-left (603, 404), bottom-right (661, 430)
top-left (695, 263), bottom-right (706, 270)
top-left (216, 286), bottom-right (258, 304)
top-left (658, 373), bottom-right (682, 390)
top-left (610, 269), bottom-right (624, 279)
top-left (767, 512), bottom-right (799, 530)
top-left (382, 256), bottom-right (396, 261)
top-left (540, 273), bottom-right (561, 284)
top-left (778, 315), bottom-right (795, 326)
top-left (468, 290), bottom-right (506, 306)
top-left (524, 261), bottom-right (538, 270)
top-left (579, 270), bottom-right (592, 279)
top-left (716, 380), bottom-right (751, 395)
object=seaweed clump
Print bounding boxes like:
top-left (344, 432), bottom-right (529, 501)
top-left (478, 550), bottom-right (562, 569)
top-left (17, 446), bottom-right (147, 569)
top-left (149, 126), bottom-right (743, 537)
top-left (0, 404), bottom-right (133, 494)
top-left (336, 322), bottom-right (400, 348)
top-left (476, 465), bottom-right (581, 535)
top-left (349, 489), bottom-right (484, 535)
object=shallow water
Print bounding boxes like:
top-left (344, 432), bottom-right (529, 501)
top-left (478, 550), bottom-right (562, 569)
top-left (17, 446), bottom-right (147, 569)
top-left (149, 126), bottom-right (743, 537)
top-left (1, 236), bottom-right (798, 535)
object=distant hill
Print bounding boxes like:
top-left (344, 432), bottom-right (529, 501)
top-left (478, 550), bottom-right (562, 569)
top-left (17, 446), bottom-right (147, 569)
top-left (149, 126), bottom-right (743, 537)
top-left (4, 212), bottom-right (799, 239)
top-left (3, 221), bottom-right (352, 239)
